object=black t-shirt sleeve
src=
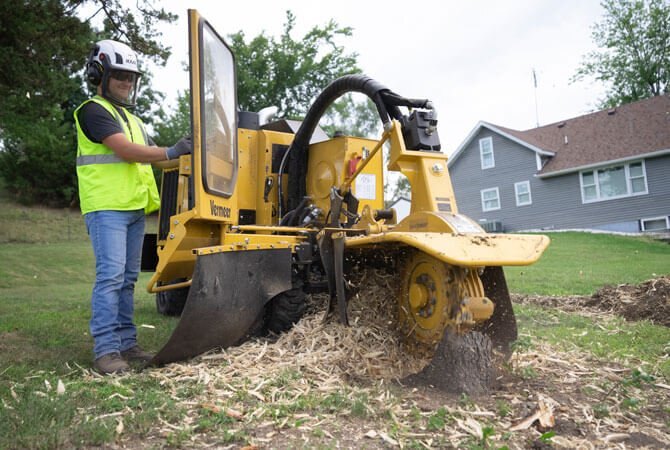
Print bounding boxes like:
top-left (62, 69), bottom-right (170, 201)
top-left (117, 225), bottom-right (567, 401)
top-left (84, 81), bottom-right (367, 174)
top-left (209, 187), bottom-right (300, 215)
top-left (77, 102), bottom-right (125, 143)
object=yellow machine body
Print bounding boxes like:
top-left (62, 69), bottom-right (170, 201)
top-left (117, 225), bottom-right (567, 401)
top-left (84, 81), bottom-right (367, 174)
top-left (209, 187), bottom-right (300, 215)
top-left (143, 9), bottom-right (549, 365)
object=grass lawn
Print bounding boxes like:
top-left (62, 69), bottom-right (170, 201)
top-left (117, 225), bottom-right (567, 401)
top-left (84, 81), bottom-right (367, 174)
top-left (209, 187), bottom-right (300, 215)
top-left (505, 231), bottom-right (670, 295)
top-left (0, 241), bottom-right (176, 370)
top-left (0, 240), bottom-right (181, 448)
top-left (515, 303), bottom-right (670, 380)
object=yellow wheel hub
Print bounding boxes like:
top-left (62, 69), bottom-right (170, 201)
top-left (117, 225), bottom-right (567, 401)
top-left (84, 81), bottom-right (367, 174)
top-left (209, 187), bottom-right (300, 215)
top-left (399, 251), bottom-right (462, 346)
top-left (408, 277), bottom-right (429, 309)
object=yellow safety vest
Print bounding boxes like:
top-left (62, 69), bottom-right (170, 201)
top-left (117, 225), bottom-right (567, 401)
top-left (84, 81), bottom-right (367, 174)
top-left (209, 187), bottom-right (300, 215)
top-left (74, 96), bottom-right (160, 215)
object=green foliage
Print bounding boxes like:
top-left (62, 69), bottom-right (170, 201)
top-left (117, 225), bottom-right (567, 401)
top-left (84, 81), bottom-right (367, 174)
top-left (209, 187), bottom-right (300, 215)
top-left (621, 396), bottom-right (642, 409)
top-left (496, 400), bottom-right (512, 418)
top-left (228, 11), bottom-right (378, 137)
top-left (574, 0), bottom-right (670, 107)
top-left (623, 368), bottom-right (656, 387)
top-left (0, 119), bottom-right (81, 206)
top-left (387, 175), bottom-right (411, 205)
top-left (0, 0), bottom-right (176, 206)
top-left (481, 425), bottom-right (496, 444)
top-left (153, 90), bottom-right (191, 147)
top-left (427, 407), bottom-right (449, 430)
top-left (85, 0), bottom-right (176, 64)
top-left (229, 11), bottom-right (359, 118)
top-left (0, 0), bottom-right (91, 205)
top-left (518, 366), bottom-right (538, 379)
top-left (539, 430), bottom-right (556, 443)
top-left (319, 93), bottom-right (380, 138)
top-left (350, 393), bottom-right (369, 418)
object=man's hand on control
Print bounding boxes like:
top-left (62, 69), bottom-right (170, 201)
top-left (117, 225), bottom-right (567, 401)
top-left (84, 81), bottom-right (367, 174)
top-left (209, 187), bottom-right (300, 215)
top-left (165, 136), bottom-right (192, 160)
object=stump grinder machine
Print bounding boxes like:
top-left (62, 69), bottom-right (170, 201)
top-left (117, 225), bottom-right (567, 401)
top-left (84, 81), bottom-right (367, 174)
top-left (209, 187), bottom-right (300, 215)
top-left (142, 10), bottom-right (550, 366)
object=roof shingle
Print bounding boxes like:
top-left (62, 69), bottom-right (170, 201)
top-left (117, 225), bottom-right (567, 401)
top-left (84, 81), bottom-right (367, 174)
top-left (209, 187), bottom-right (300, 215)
top-left (493, 94), bottom-right (670, 175)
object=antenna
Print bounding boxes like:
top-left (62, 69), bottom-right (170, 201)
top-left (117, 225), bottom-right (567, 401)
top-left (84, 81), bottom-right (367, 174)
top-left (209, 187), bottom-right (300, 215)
top-left (532, 68), bottom-right (539, 127)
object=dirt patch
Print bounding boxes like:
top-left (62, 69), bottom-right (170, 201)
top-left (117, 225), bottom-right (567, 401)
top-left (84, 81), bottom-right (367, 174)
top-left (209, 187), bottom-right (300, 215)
top-left (514, 276), bottom-right (670, 326)
top-left (589, 276), bottom-right (670, 326)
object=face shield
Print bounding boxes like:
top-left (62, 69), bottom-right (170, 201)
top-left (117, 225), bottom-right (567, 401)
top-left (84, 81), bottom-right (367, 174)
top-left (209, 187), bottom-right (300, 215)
top-left (100, 64), bottom-right (142, 108)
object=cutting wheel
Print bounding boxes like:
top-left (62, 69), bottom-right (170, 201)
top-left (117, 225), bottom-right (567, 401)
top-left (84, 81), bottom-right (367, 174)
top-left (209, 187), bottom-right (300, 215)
top-left (399, 251), bottom-right (459, 346)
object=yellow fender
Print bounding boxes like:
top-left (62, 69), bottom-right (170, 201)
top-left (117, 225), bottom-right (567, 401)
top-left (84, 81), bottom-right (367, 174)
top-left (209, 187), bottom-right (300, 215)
top-left (345, 211), bottom-right (549, 267)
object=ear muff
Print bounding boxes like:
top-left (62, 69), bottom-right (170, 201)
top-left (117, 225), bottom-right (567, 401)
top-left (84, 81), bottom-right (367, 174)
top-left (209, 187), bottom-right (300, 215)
top-left (86, 61), bottom-right (103, 85)
top-left (86, 45), bottom-right (103, 86)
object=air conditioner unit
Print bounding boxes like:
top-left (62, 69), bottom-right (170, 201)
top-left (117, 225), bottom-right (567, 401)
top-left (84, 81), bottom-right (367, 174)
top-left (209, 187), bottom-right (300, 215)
top-left (481, 220), bottom-right (503, 233)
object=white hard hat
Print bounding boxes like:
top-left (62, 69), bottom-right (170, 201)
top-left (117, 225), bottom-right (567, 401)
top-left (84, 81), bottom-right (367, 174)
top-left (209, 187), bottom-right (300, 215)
top-left (86, 39), bottom-right (142, 107)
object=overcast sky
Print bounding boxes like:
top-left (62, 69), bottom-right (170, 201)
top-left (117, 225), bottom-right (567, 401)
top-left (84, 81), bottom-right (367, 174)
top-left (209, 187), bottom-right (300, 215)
top-left (151, 0), bottom-right (607, 154)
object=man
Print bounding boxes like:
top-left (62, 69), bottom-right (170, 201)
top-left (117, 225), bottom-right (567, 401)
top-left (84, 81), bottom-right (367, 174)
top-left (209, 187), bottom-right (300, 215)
top-left (74, 39), bottom-right (190, 374)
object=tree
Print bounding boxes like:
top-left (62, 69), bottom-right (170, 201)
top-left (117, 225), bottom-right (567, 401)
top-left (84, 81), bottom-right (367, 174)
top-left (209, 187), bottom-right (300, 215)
top-left (0, 0), bottom-right (176, 206)
top-left (318, 93), bottom-right (380, 138)
top-left (229, 11), bottom-right (359, 117)
top-left (153, 91), bottom-right (191, 147)
top-left (574, 0), bottom-right (670, 108)
top-left (228, 11), bottom-right (379, 137)
top-left (154, 11), bottom-right (381, 146)
top-left (386, 175), bottom-right (411, 206)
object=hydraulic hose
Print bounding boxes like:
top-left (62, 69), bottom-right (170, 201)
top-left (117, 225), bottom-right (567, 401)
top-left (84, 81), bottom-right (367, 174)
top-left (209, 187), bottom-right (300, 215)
top-left (277, 74), bottom-right (435, 219)
top-left (278, 75), bottom-right (392, 218)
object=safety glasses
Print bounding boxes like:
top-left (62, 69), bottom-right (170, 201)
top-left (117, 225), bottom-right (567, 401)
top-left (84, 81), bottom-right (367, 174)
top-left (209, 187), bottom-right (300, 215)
top-left (110, 70), bottom-right (138, 83)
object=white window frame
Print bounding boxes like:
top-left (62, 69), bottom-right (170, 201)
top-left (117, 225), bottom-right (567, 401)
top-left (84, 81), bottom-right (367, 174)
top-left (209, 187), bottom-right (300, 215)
top-left (514, 181), bottom-right (532, 206)
top-left (579, 160), bottom-right (649, 203)
top-left (628, 161), bottom-right (648, 194)
top-left (479, 137), bottom-right (495, 170)
top-left (481, 187), bottom-right (501, 212)
top-left (640, 216), bottom-right (669, 231)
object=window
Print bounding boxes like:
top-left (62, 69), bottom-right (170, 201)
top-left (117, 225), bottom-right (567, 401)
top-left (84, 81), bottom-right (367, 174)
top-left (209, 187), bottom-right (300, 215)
top-left (200, 21), bottom-right (238, 197)
top-left (581, 171), bottom-right (597, 202)
top-left (641, 216), bottom-right (669, 232)
top-left (514, 181), bottom-right (532, 206)
top-left (481, 187), bottom-right (500, 211)
top-left (479, 137), bottom-right (494, 169)
top-left (629, 162), bottom-right (647, 194)
top-left (580, 161), bottom-right (648, 203)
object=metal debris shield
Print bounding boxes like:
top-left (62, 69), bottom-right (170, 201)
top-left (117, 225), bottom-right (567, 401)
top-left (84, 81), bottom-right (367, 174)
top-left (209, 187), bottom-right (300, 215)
top-left (150, 248), bottom-right (292, 366)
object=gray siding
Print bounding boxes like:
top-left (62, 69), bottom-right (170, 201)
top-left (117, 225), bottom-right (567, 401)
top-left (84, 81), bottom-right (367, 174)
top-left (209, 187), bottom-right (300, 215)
top-left (449, 128), bottom-right (670, 232)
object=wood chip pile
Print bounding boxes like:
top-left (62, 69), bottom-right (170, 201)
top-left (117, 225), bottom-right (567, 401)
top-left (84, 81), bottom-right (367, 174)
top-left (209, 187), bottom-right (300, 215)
top-left (151, 267), bottom-right (428, 386)
top-left (134, 271), bottom-right (670, 448)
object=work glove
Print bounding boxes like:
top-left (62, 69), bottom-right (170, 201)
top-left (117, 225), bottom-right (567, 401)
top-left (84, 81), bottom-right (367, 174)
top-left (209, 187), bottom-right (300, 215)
top-left (165, 136), bottom-right (192, 160)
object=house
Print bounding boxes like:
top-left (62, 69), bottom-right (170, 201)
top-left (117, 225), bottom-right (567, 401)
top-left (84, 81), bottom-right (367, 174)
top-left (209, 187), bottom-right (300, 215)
top-left (447, 95), bottom-right (670, 233)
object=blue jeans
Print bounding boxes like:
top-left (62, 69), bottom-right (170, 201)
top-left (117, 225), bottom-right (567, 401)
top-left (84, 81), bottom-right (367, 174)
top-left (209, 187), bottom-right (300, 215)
top-left (85, 209), bottom-right (145, 359)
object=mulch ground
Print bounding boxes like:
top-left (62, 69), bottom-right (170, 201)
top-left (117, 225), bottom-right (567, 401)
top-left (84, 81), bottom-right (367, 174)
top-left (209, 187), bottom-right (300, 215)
top-left (116, 273), bottom-right (670, 449)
